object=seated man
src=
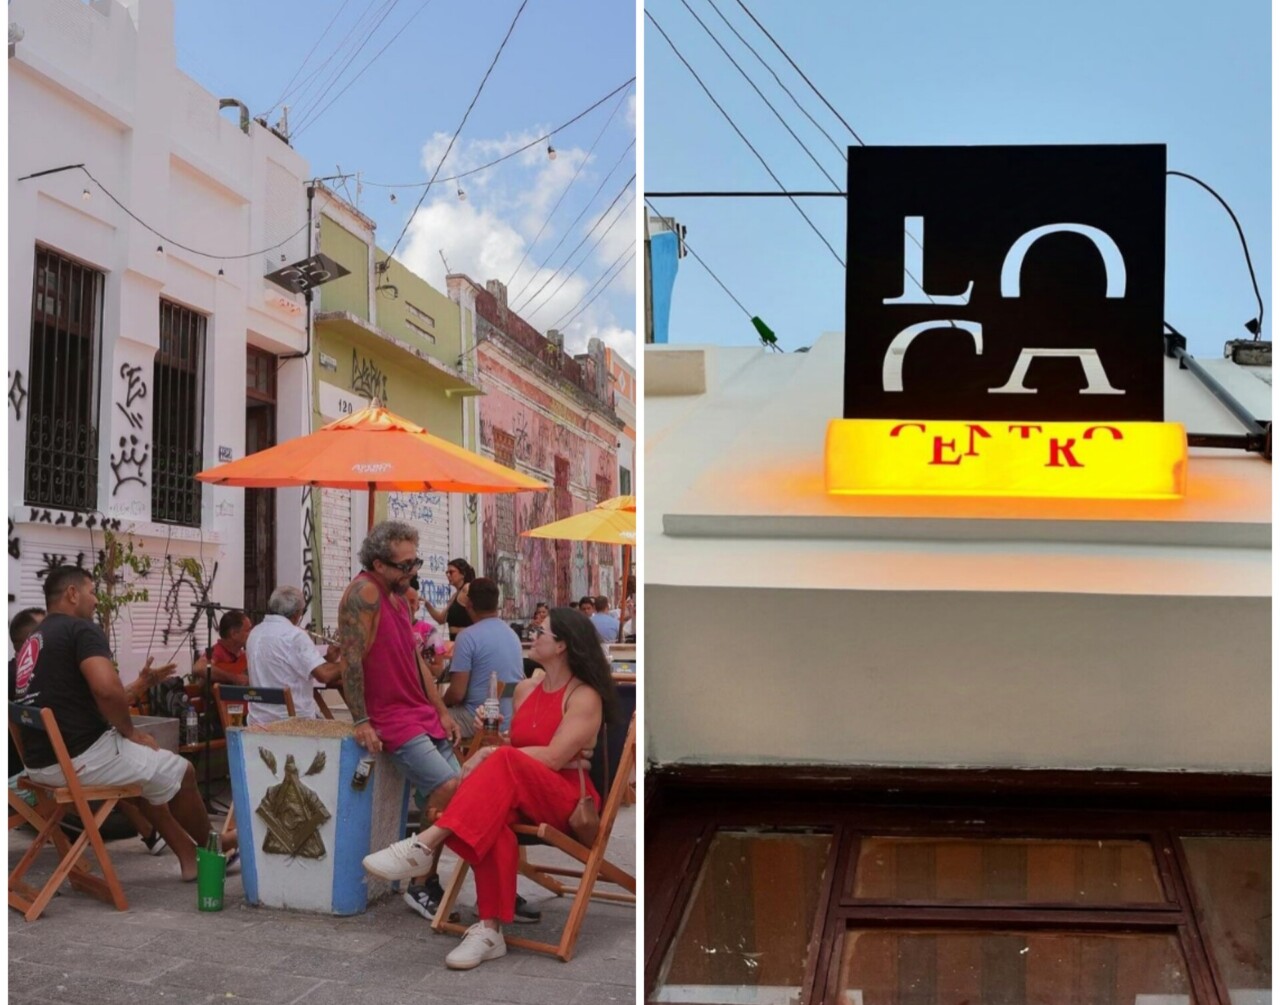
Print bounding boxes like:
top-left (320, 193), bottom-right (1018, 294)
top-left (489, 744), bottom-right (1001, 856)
top-left (442, 578), bottom-right (524, 739)
top-left (9, 607), bottom-right (44, 778)
top-left (591, 594), bottom-right (621, 644)
top-left (246, 586), bottom-right (343, 725)
top-left (14, 566), bottom-right (231, 880)
top-left (208, 610), bottom-right (252, 686)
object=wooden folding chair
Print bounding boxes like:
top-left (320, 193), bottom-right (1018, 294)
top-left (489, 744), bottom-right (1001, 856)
top-left (7, 703), bottom-right (142, 921)
top-left (433, 712), bottom-right (637, 962)
top-left (211, 685), bottom-right (296, 845)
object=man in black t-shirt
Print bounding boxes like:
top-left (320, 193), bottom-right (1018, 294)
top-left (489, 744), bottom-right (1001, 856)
top-left (15, 566), bottom-right (233, 881)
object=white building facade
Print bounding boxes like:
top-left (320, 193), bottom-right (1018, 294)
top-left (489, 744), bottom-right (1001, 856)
top-left (8, 0), bottom-right (313, 679)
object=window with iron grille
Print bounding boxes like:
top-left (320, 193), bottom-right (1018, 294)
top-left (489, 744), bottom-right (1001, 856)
top-left (619, 466), bottom-right (632, 496)
top-left (151, 300), bottom-right (207, 526)
top-left (493, 428), bottom-right (517, 552)
top-left (24, 247), bottom-right (105, 510)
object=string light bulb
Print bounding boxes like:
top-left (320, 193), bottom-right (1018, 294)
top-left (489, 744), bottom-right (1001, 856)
top-left (81, 188), bottom-right (91, 202)
top-left (155, 244), bottom-right (164, 256)
top-left (456, 185), bottom-right (467, 202)
top-left (389, 192), bottom-right (397, 203)
top-left (547, 143), bottom-right (557, 160)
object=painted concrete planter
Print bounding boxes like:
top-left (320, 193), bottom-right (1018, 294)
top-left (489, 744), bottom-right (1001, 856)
top-left (227, 724), bottom-right (409, 915)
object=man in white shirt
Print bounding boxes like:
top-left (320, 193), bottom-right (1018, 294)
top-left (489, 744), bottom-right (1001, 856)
top-left (246, 586), bottom-right (343, 725)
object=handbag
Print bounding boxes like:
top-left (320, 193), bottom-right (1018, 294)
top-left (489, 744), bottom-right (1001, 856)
top-left (562, 681), bottom-right (602, 845)
top-left (568, 761), bottom-right (600, 846)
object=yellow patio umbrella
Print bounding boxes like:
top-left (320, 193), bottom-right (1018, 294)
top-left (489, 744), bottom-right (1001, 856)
top-left (523, 504), bottom-right (635, 641)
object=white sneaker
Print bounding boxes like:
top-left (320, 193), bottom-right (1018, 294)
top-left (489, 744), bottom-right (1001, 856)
top-left (362, 836), bottom-right (436, 882)
top-left (445, 923), bottom-right (507, 970)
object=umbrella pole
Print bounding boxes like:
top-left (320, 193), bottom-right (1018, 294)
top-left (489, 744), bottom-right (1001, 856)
top-left (368, 483), bottom-right (376, 535)
top-left (618, 544), bottom-right (631, 643)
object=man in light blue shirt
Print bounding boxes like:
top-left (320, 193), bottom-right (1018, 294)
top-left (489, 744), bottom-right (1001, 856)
top-left (581, 595), bottom-right (620, 643)
top-left (442, 578), bottom-right (523, 739)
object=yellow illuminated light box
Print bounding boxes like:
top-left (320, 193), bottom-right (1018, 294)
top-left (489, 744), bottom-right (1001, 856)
top-left (825, 419), bottom-right (1187, 499)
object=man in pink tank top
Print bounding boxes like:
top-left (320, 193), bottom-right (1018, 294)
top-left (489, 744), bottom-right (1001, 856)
top-left (336, 521), bottom-right (541, 924)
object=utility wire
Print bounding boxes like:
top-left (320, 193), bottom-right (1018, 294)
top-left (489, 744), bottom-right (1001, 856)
top-left (522, 190), bottom-right (636, 318)
top-left (384, 0), bottom-right (531, 263)
top-left (363, 79), bottom-right (635, 188)
top-left (550, 240), bottom-right (636, 329)
top-left (513, 173), bottom-right (634, 313)
top-left (1167, 170), bottom-right (1265, 340)
top-left (18, 164), bottom-right (309, 260)
top-left (284, 0), bottom-right (391, 123)
top-left (505, 84), bottom-right (633, 288)
top-left (702, 0), bottom-right (846, 160)
top-left (645, 196), bottom-right (750, 319)
top-left (732, 0), bottom-right (865, 146)
top-left (507, 141), bottom-right (635, 303)
top-left (646, 9), bottom-right (843, 267)
top-left (560, 248), bottom-right (637, 330)
top-left (676, 0), bottom-right (841, 190)
top-left (291, 0), bottom-right (402, 128)
top-left (259, 0), bottom-right (356, 119)
top-left (292, 0), bottom-right (437, 138)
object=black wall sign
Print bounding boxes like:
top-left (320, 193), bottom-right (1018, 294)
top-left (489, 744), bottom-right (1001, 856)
top-left (265, 252), bottom-right (351, 295)
top-left (844, 145), bottom-right (1165, 421)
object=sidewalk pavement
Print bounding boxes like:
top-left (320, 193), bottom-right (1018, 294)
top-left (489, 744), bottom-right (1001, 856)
top-left (7, 795), bottom-right (636, 1005)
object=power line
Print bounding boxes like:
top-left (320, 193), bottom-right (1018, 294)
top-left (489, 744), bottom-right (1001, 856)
top-left (505, 83), bottom-right (633, 288)
top-left (647, 189), bottom-right (842, 197)
top-left (290, 0), bottom-right (403, 128)
top-left (732, 0), bottom-right (865, 146)
top-left (512, 173), bottom-right (635, 313)
top-left (18, 164), bottom-right (309, 260)
top-left (384, 0), bottom-right (531, 263)
top-left (283, 0), bottom-right (391, 123)
top-left (646, 9), bottom-right (843, 267)
top-left (292, 0), bottom-right (437, 138)
top-left (702, 0), bottom-right (846, 160)
top-left (645, 196), bottom-right (751, 320)
top-left (362, 78), bottom-right (635, 188)
top-left (675, 0), bottom-right (841, 190)
top-left (550, 240), bottom-right (636, 329)
top-left (507, 139), bottom-right (635, 303)
top-left (522, 190), bottom-right (636, 319)
top-left (560, 247), bottom-right (637, 331)
top-left (259, 0), bottom-right (357, 119)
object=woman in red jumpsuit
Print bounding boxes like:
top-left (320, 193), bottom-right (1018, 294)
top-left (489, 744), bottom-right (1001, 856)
top-left (362, 606), bottom-right (619, 970)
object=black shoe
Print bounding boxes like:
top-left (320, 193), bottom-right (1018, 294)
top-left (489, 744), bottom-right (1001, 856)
top-left (403, 877), bottom-right (457, 922)
top-left (141, 832), bottom-right (167, 856)
top-left (512, 894), bottom-right (541, 924)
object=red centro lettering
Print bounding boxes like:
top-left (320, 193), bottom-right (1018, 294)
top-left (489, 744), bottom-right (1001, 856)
top-left (1046, 438), bottom-right (1083, 467)
top-left (930, 437), bottom-right (963, 465)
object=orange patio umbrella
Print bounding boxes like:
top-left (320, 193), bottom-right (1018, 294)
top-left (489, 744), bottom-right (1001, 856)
top-left (197, 401), bottom-right (547, 532)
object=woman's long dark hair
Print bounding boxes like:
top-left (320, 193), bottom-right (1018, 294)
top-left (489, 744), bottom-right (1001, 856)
top-left (548, 607), bottom-right (619, 727)
top-left (447, 558), bottom-right (476, 584)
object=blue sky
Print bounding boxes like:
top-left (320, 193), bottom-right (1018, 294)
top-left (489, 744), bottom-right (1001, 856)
top-left (644, 0), bottom-right (1271, 358)
top-left (175, 0), bottom-right (637, 361)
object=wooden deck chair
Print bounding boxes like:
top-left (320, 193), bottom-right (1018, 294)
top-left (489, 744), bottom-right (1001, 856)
top-left (458, 680), bottom-right (521, 761)
top-left (211, 685), bottom-right (295, 845)
top-left (433, 712), bottom-right (638, 962)
top-left (7, 703), bottom-right (142, 921)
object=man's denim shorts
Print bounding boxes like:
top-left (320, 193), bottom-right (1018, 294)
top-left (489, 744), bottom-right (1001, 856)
top-left (388, 733), bottom-right (461, 806)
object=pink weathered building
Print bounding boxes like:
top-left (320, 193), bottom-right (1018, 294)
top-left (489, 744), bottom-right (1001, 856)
top-left (446, 275), bottom-right (624, 619)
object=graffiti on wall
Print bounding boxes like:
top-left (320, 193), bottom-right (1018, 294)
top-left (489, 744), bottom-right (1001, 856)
top-left (160, 557), bottom-right (218, 646)
top-left (109, 435), bottom-right (150, 496)
top-left (116, 363), bottom-right (147, 431)
top-left (351, 351), bottom-right (389, 404)
top-left (8, 370), bottom-right (27, 421)
top-left (300, 490), bottom-right (316, 631)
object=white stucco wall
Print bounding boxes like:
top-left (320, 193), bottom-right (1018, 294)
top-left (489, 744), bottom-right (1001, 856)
top-left (645, 334), bottom-right (1271, 772)
top-left (7, 0), bottom-right (312, 679)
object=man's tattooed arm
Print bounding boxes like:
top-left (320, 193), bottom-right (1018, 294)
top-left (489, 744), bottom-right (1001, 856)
top-left (338, 579), bottom-right (380, 723)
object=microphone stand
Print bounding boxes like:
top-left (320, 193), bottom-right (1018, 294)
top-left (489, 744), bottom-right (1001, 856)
top-left (190, 600), bottom-right (233, 816)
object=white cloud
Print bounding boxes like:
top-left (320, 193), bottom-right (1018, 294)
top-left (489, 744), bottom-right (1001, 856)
top-left (397, 125), bottom-right (636, 365)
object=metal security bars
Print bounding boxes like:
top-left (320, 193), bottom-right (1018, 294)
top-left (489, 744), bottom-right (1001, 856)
top-left (151, 300), bottom-right (207, 526)
top-left (24, 247), bottom-right (105, 511)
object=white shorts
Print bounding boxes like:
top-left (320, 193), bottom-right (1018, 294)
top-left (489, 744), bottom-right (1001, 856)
top-left (25, 729), bottom-right (189, 806)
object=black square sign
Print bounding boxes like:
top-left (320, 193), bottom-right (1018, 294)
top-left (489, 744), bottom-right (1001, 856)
top-left (844, 145), bottom-right (1165, 421)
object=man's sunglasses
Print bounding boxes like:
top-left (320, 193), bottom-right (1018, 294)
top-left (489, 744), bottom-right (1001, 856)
top-left (384, 557), bottom-right (424, 574)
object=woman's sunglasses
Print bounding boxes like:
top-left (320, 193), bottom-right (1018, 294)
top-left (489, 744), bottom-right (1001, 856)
top-left (533, 626), bottom-right (557, 640)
